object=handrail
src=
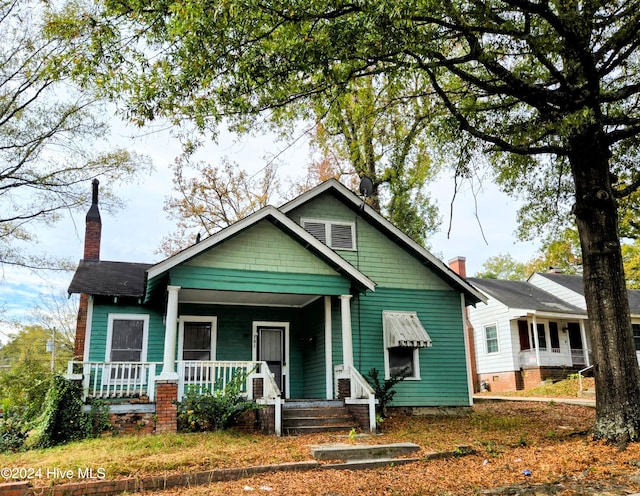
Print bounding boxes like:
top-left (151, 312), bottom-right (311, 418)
top-left (578, 364), bottom-right (594, 395)
top-left (255, 361), bottom-right (282, 436)
top-left (334, 364), bottom-right (376, 432)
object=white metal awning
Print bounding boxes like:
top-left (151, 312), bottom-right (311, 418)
top-left (383, 311), bottom-right (432, 348)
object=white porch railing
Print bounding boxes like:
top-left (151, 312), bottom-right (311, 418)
top-left (67, 361), bottom-right (160, 401)
top-left (334, 364), bottom-right (377, 432)
top-left (571, 348), bottom-right (587, 366)
top-left (177, 360), bottom-right (259, 400)
top-left (518, 349), bottom-right (573, 368)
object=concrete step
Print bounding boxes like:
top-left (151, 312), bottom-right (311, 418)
top-left (282, 407), bottom-right (352, 418)
top-left (283, 415), bottom-right (354, 427)
top-left (282, 399), bottom-right (357, 436)
top-left (322, 457), bottom-right (422, 470)
top-left (311, 442), bottom-right (420, 461)
top-left (283, 424), bottom-right (357, 435)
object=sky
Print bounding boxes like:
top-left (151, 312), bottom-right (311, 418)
top-left (0, 120), bottom-right (538, 336)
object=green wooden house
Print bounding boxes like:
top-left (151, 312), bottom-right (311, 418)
top-left (67, 179), bottom-right (484, 435)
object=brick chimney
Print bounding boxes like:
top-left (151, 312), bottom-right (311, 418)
top-left (74, 179), bottom-right (101, 359)
top-left (83, 178), bottom-right (101, 260)
top-left (448, 256), bottom-right (467, 278)
top-left (448, 256), bottom-right (479, 393)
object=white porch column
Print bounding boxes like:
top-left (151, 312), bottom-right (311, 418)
top-left (580, 319), bottom-right (590, 367)
top-left (159, 285), bottom-right (181, 380)
top-left (531, 314), bottom-right (541, 366)
top-left (340, 294), bottom-right (353, 368)
top-left (324, 296), bottom-right (333, 399)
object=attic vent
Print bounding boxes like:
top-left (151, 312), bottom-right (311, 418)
top-left (303, 221), bottom-right (327, 244)
top-left (302, 219), bottom-right (356, 251)
top-left (331, 224), bottom-right (354, 250)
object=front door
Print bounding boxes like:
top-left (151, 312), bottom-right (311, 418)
top-left (257, 325), bottom-right (286, 396)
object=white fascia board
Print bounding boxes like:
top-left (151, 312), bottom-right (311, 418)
top-left (508, 308), bottom-right (588, 320)
top-left (280, 179), bottom-right (486, 304)
top-left (146, 205), bottom-right (375, 292)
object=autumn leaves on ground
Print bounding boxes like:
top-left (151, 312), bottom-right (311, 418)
top-left (4, 389), bottom-right (640, 496)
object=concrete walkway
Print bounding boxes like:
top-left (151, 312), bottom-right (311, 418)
top-left (473, 394), bottom-right (596, 407)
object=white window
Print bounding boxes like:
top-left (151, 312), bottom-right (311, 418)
top-left (388, 347), bottom-right (419, 379)
top-left (178, 316), bottom-right (217, 361)
top-left (104, 314), bottom-right (149, 385)
top-left (484, 324), bottom-right (499, 354)
top-left (382, 311), bottom-right (432, 380)
top-left (106, 314), bottom-right (149, 362)
top-left (301, 218), bottom-right (356, 250)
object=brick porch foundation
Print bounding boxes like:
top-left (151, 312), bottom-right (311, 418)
top-left (155, 381), bottom-right (178, 433)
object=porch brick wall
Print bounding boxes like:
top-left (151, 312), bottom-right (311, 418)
top-left (337, 378), bottom-right (350, 399)
top-left (108, 412), bottom-right (155, 435)
top-left (256, 405), bottom-right (276, 434)
top-left (345, 403), bottom-right (371, 432)
top-left (155, 381), bottom-right (178, 433)
top-left (253, 377), bottom-right (264, 399)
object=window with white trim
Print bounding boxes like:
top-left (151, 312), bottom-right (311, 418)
top-left (105, 314), bottom-right (149, 383)
top-left (301, 219), bottom-right (356, 250)
top-left (484, 324), bottom-right (499, 354)
top-left (633, 323), bottom-right (640, 351)
top-left (382, 311), bottom-right (431, 380)
top-left (106, 314), bottom-right (149, 362)
top-left (388, 347), bottom-right (418, 378)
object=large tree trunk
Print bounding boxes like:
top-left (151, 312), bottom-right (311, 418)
top-left (569, 129), bottom-right (640, 444)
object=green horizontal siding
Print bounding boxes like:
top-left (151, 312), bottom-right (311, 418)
top-left (287, 194), bottom-right (451, 291)
top-left (170, 266), bottom-right (350, 295)
top-left (88, 302), bottom-right (164, 363)
top-left (186, 220), bottom-right (339, 276)
top-left (351, 287), bottom-right (469, 407)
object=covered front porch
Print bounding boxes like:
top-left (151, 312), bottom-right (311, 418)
top-left (516, 314), bottom-right (591, 369)
top-left (69, 286), bottom-right (377, 435)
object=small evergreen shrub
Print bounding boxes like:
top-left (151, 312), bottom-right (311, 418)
top-left (177, 369), bottom-right (261, 432)
top-left (365, 367), bottom-right (409, 418)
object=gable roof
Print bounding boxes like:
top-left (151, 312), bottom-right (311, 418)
top-left (279, 179), bottom-right (486, 306)
top-left (533, 273), bottom-right (585, 295)
top-left (533, 272), bottom-right (640, 314)
top-left (467, 277), bottom-right (586, 316)
top-left (68, 260), bottom-right (152, 297)
top-left (146, 205), bottom-right (376, 292)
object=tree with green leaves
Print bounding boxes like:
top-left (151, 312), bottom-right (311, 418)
top-left (309, 75), bottom-right (441, 244)
top-left (48, 0), bottom-right (640, 443)
top-left (0, 0), bottom-right (149, 270)
top-left (476, 254), bottom-right (529, 281)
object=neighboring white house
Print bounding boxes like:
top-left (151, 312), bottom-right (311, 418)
top-left (465, 276), bottom-right (589, 392)
top-left (462, 271), bottom-right (640, 392)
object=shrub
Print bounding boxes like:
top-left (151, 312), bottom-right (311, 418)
top-left (0, 414), bottom-right (27, 452)
top-left (365, 367), bottom-right (409, 418)
top-left (177, 369), bottom-right (261, 432)
top-left (31, 375), bottom-right (110, 448)
top-left (32, 375), bottom-right (89, 448)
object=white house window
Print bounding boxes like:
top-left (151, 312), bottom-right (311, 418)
top-left (633, 323), bottom-right (640, 351)
top-left (106, 314), bottom-right (149, 362)
top-left (301, 219), bottom-right (356, 250)
top-left (484, 324), bottom-right (499, 354)
top-left (105, 314), bottom-right (149, 383)
top-left (178, 316), bottom-right (217, 361)
top-left (382, 311), bottom-right (432, 380)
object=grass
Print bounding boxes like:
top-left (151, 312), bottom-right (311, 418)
top-left (2, 379), bottom-right (636, 496)
top-left (479, 375), bottom-right (595, 398)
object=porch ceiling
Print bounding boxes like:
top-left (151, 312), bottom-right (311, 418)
top-left (178, 288), bottom-right (321, 308)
